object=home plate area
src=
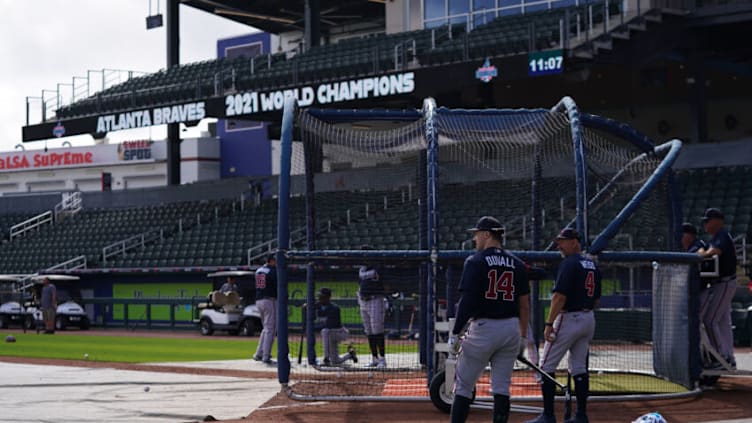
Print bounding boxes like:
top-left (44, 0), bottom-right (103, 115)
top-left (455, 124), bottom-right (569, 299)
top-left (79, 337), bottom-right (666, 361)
top-left (381, 374), bottom-right (540, 397)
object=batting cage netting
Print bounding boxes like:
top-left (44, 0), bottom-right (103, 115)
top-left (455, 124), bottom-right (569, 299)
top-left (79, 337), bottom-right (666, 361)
top-left (270, 97), bottom-right (702, 406)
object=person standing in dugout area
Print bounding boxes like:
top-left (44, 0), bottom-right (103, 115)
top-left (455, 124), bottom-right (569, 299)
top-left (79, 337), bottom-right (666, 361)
top-left (41, 277), bottom-right (58, 334)
top-left (696, 208), bottom-right (737, 369)
top-left (527, 228), bottom-right (601, 423)
top-left (358, 244), bottom-right (388, 368)
top-left (253, 253), bottom-right (277, 365)
top-left (448, 216), bottom-right (530, 423)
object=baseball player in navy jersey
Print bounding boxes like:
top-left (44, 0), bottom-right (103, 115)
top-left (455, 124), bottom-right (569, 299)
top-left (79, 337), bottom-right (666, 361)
top-left (358, 245), bottom-right (388, 368)
top-left (682, 222), bottom-right (706, 254)
top-left (449, 216), bottom-right (530, 423)
top-left (253, 254), bottom-right (277, 365)
top-left (307, 287), bottom-right (358, 366)
top-left (527, 228), bottom-right (601, 423)
top-left (697, 208), bottom-right (737, 368)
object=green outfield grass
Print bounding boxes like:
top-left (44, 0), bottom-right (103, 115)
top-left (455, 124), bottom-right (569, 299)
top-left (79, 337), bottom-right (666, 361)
top-left (0, 333), bottom-right (260, 363)
top-left (0, 332), bottom-right (416, 363)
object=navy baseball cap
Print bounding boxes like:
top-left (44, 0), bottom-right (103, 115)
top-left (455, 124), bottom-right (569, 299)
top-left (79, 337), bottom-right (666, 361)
top-left (556, 228), bottom-right (580, 241)
top-left (318, 287), bottom-right (332, 297)
top-left (681, 222), bottom-right (697, 235)
top-left (701, 208), bottom-right (724, 223)
top-left (467, 216), bottom-right (504, 233)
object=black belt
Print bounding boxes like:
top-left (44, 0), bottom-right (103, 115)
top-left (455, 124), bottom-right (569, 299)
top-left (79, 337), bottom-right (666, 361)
top-left (563, 309), bottom-right (591, 313)
top-left (476, 315), bottom-right (516, 320)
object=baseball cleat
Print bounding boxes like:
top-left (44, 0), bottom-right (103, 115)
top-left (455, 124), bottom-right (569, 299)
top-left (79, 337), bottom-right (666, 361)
top-left (366, 358), bottom-right (380, 367)
top-left (377, 357), bottom-right (386, 368)
top-left (347, 345), bottom-right (358, 363)
top-left (564, 414), bottom-right (588, 423)
top-left (525, 413), bottom-right (556, 423)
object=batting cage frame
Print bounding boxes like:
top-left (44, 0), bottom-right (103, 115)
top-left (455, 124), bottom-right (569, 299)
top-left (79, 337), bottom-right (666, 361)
top-left (271, 96), bottom-right (703, 406)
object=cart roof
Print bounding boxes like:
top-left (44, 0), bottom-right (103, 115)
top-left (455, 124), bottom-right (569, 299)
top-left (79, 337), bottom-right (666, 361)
top-left (32, 275), bottom-right (81, 281)
top-left (207, 271), bottom-right (254, 278)
top-left (0, 274), bottom-right (27, 282)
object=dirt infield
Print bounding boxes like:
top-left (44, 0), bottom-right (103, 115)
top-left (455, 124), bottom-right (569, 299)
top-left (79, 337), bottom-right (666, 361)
top-left (2, 329), bottom-right (751, 422)
top-left (3, 356), bottom-right (749, 423)
top-left (244, 378), bottom-right (752, 423)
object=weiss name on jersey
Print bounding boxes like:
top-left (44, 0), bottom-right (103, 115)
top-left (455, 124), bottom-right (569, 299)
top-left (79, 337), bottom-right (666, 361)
top-left (579, 260), bottom-right (596, 270)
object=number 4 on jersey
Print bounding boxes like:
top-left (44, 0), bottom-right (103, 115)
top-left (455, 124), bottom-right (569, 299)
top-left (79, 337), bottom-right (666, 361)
top-left (485, 270), bottom-right (515, 301)
top-left (585, 271), bottom-right (595, 297)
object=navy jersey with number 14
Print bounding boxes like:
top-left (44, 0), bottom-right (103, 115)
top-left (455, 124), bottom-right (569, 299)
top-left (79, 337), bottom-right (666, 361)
top-left (453, 247), bottom-right (530, 334)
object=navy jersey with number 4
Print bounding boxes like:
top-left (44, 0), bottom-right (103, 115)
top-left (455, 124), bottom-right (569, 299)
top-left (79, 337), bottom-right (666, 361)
top-left (453, 247), bottom-right (530, 334)
top-left (553, 253), bottom-right (601, 311)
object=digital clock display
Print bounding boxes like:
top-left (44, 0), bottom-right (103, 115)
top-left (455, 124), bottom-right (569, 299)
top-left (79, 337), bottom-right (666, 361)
top-left (528, 50), bottom-right (564, 76)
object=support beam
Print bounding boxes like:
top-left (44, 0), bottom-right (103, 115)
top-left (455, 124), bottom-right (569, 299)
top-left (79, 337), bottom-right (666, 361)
top-left (166, 0), bottom-right (181, 185)
top-left (304, 0), bottom-right (321, 52)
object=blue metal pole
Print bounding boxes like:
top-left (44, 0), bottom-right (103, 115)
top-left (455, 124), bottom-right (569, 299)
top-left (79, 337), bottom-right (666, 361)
top-left (276, 96), bottom-right (297, 385)
top-left (553, 97), bottom-right (588, 247)
top-left (423, 97), bottom-right (439, 384)
top-left (589, 140), bottom-right (683, 253)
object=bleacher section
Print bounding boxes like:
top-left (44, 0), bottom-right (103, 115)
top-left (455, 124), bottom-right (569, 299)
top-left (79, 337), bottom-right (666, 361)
top-left (677, 166), bottom-right (752, 238)
top-left (0, 200), bottom-right (231, 274)
top-left (0, 165), bottom-right (747, 272)
top-left (54, 3), bottom-right (624, 120)
top-left (106, 189), bottom-right (405, 269)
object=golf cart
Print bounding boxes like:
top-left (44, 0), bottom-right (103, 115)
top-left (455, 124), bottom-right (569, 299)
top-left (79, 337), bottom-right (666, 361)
top-left (25, 275), bottom-right (90, 331)
top-left (195, 271), bottom-right (261, 336)
top-left (0, 275), bottom-right (27, 329)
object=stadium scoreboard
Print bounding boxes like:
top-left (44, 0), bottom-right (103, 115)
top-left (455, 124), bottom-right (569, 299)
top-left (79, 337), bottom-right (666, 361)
top-left (528, 50), bottom-right (564, 76)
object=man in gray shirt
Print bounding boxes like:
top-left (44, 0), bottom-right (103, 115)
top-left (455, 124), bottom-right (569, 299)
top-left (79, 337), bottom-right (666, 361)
top-left (41, 277), bottom-right (57, 334)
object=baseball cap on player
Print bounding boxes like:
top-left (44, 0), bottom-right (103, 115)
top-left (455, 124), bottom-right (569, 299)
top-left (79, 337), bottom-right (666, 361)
top-left (318, 287), bottom-right (332, 297)
top-left (556, 228), bottom-right (580, 241)
top-left (467, 216), bottom-right (504, 233)
top-left (681, 222), bottom-right (697, 235)
top-left (701, 208), bottom-right (724, 223)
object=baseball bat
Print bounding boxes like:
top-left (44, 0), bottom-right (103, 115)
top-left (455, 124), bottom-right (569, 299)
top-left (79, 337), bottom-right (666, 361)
top-left (402, 306), bottom-right (415, 339)
top-left (564, 372), bottom-right (572, 420)
top-left (297, 314), bottom-right (305, 364)
top-left (516, 355), bottom-right (566, 389)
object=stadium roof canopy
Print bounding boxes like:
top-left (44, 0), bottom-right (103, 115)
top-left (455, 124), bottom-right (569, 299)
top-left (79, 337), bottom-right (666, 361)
top-left (182, 0), bottom-right (385, 34)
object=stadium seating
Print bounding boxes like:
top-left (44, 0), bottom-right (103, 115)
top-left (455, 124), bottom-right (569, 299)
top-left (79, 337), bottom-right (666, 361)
top-left (0, 164), bottom-right (746, 272)
top-left (54, 3), bottom-right (625, 120)
top-left (0, 200), bottom-right (232, 274)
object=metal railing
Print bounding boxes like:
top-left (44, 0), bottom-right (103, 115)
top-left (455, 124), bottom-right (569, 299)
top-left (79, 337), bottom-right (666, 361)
top-left (101, 229), bottom-right (164, 265)
top-left (734, 234), bottom-right (747, 268)
top-left (46, 255), bottom-right (87, 272)
top-left (54, 191), bottom-right (82, 222)
top-left (9, 211), bottom-right (53, 240)
top-left (247, 226), bottom-right (310, 265)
